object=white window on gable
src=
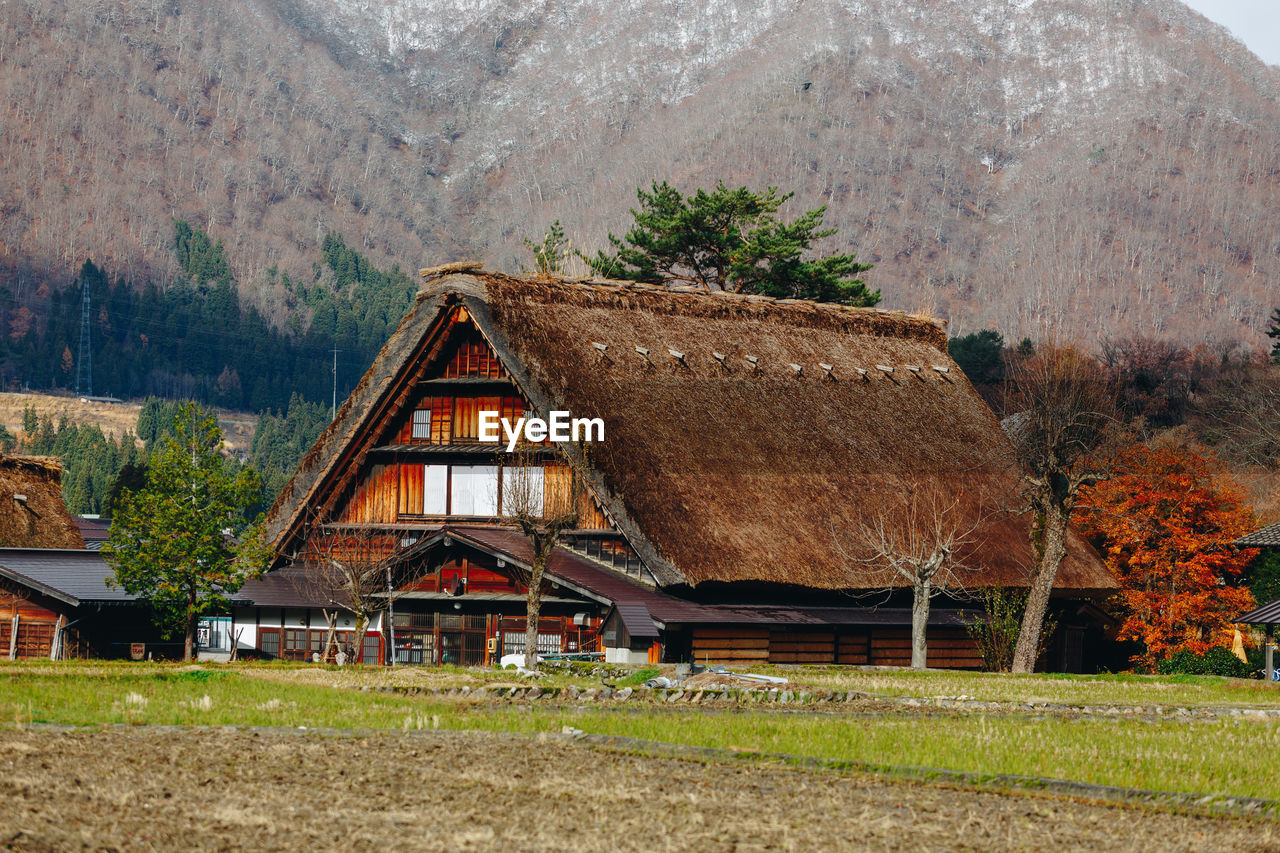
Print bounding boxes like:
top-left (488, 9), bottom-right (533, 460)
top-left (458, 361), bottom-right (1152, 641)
top-left (423, 465), bottom-right (448, 515)
top-left (450, 465), bottom-right (499, 516)
top-left (411, 409), bottom-right (432, 440)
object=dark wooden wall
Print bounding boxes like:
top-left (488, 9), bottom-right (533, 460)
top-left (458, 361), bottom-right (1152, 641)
top-left (690, 626), bottom-right (983, 669)
top-left (1, 589), bottom-right (64, 660)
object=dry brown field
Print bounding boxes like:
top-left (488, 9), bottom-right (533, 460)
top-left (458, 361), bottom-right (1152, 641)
top-left (1, 727), bottom-right (1276, 852)
top-left (0, 392), bottom-right (257, 455)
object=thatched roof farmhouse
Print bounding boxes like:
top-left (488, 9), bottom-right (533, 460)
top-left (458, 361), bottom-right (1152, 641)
top-left (0, 455), bottom-right (170, 660)
top-left (245, 268), bottom-right (1113, 670)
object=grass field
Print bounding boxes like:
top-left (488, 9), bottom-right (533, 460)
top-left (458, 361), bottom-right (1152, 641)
top-left (4, 661), bottom-right (1280, 802)
top-left (757, 664), bottom-right (1280, 708)
top-left (0, 391), bottom-right (257, 453)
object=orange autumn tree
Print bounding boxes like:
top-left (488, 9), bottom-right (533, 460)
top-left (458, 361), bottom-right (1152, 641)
top-left (1078, 444), bottom-right (1257, 671)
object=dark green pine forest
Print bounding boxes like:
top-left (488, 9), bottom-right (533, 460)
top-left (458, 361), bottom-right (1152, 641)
top-left (1, 222), bottom-right (411, 514)
top-left (1, 223), bottom-right (414, 411)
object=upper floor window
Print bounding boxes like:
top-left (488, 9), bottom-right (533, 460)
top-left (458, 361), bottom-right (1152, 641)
top-left (403, 396), bottom-right (524, 445)
top-left (411, 409), bottom-right (432, 440)
top-left (451, 465), bottom-right (499, 516)
top-left (500, 466), bottom-right (544, 516)
top-left (418, 464), bottom-right (545, 518)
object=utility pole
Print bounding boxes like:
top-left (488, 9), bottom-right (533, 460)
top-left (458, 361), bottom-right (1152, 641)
top-left (331, 346), bottom-right (339, 418)
top-left (386, 562), bottom-right (397, 667)
top-left (76, 284), bottom-right (92, 397)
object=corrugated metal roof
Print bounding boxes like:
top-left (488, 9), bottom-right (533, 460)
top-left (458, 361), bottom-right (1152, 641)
top-left (74, 516), bottom-right (110, 545)
top-left (1237, 522), bottom-right (1280, 547)
top-left (614, 603), bottom-right (659, 638)
top-left (230, 566), bottom-right (333, 608)
top-left (1238, 598), bottom-right (1280, 624)
top-left (0, 548), bottom-right (133, 603)
top-left (0, 563), bottom-right (79, 606)
top-left (372, 444), bottom-right (502, 455)
top-left (427, 527), bottom-right (977, 629)
top-left (441, 526), bottom-right (716, 624)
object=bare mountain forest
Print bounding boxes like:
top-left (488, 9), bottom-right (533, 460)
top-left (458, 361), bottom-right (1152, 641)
top-left (3, 0), bottom-right (1280, 347)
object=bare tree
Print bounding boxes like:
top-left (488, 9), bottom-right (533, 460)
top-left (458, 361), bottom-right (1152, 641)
top-left (295, 513), bottom-right (406, 664)
top-left (1004, 345), bottom-right (1123, 673)
top-left (501, 451), bottom-right (579, 672)
top-left (1192, 356), bottom-right (1280, 469)
top-left (842, 481), bottom-right (984, 669)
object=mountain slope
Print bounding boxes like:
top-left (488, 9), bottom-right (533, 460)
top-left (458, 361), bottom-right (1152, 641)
top-left (3, 0), bottom-right (1279, 345)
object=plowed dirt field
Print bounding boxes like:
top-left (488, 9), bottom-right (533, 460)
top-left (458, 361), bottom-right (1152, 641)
top-left (1, 727), bottom-right (1275, 852)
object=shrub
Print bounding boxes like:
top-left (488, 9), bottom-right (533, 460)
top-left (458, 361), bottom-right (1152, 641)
top-left (1156, 646), bottom-right (1250, 678)
top-left (965, 588), bottom-right (1056, 672)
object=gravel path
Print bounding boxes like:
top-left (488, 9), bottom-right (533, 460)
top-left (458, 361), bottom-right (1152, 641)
top-left (1, 727), bottom-right (1276, 852)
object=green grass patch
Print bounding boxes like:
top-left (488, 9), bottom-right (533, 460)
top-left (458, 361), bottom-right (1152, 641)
top-left (431, 705), bottom-right (1280, 801)
top-left (0, 667), bottom-right (431, 730)
top-left (9, 660), bottom-right (1280, 709)
top-left (617, 667), bottom-right (660, 687)
top-left (4, 661), bottom-right (1280, 801)
top-left (782, 666), bottom-right (1280, 708)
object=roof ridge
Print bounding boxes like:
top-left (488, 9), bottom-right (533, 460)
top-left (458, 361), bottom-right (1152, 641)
top-left (416, 266), bottom-right (944, 331)
top-left (1, 454), bottom-right (65, 472)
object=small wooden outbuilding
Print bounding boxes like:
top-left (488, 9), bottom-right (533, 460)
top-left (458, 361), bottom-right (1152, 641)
top-left (1236, 521), bottom-right (1280, 680)
top-left (1, 455), bottom-right (86, 658)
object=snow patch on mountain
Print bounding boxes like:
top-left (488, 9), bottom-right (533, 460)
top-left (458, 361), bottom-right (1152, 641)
top-left (294, 0), bottom-right (1273, 192)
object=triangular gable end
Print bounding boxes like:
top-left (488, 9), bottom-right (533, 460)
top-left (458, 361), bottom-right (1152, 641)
top-left (266, 290), bottom-right (671, 588)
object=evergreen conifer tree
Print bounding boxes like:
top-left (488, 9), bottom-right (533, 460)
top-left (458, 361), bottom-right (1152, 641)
top-left (104, 404), bottom-right (270, 660)
top-left (522, 221), bottom-right (570, 275)
top-left (583, 182), bottom-right (878, 305)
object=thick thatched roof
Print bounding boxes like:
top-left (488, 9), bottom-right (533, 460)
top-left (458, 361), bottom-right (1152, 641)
top-left (0, 456), bottom-right (86, 550)
top-left (266, 270), bottom-right (1111, 593)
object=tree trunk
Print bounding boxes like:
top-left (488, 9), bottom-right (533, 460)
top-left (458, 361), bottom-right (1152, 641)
top-left (184, 606), bottom-right (196, 662)
top-left (1012, 500), bottom-right (1068, 673)
top-left (322, 610), bottom-right (338, 664)
top-left (524, 541), bottom-right (546, 672)
top-left (911, 577), bottom-right (931, 669)
top-left (351, 613), bottom-right (368, 665)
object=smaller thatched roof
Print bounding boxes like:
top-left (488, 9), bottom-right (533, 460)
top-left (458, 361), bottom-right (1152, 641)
top-left (0, 456), bottom-right (86, 550)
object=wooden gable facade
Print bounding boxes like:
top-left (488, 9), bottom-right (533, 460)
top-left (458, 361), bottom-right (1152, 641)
top-left (231, 305), bottom-right (641, 666)
top-left (333, 311), bottom-right (611, 533)
top-left (308, 304), bottom-right (645, 587)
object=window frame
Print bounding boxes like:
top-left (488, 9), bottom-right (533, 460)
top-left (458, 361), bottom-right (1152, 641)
top-left (417, 463), bottom-right (546, 519)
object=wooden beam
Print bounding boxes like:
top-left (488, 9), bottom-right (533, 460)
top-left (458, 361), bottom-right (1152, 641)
top-left (49, 614), bottom-right (64, 661)
top-left (1264, 625), bottom-right (1274, 686)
